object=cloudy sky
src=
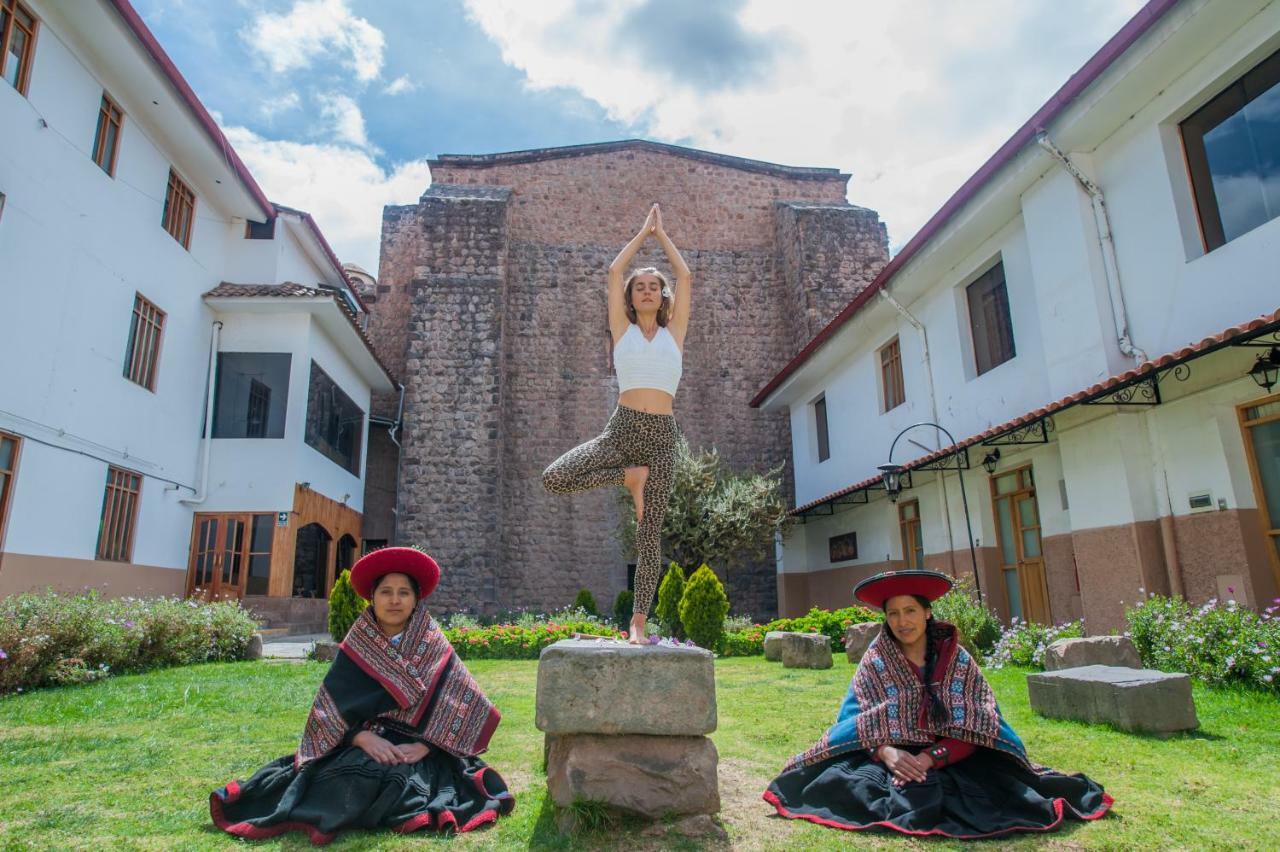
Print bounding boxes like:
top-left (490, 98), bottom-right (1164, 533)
top-left (136, 0), bottom-right (1148, 272)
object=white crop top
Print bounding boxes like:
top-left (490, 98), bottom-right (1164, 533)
top-left (613, 324), bottom-right (683, 396)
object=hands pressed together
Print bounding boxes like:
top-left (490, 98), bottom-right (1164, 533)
top-left (876, 745), bottom-right (935, 788)
top-left (354, 730), bottom-right (431, 765)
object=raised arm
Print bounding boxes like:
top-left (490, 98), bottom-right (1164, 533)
top-left (652, 205), bottom-right (692, 350)
top-left (608, 205), bottom-right (658, 344)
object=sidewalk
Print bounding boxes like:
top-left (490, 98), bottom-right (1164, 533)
top-left (260, 633), bottom-right (331, 660)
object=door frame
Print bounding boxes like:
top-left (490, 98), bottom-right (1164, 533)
top-left (1238, 391), bottom-right (1280, 590)
top-left (186, 513), bottom-right (253, 599)
top-left (989, 463), bottom-right (1051, 624)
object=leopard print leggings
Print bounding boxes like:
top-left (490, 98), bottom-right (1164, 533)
top-left (542, 405), bottom-right (678, 615)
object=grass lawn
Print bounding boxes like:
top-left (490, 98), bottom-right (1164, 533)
top-left (1, 655), bottom-right (1277, 850)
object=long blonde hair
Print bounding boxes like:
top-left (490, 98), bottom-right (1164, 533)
top-left (623, 267), bottom-right (674, 327)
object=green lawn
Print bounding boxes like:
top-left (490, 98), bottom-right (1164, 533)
top-left (0, 656), bottom-right (1277, 850)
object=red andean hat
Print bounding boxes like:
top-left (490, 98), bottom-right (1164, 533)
top-left (350, 547), bottom-right (441, 601)
top-left (854, 570), bottom-right (953, 610)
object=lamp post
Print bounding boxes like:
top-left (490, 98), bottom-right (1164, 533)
top-left (878, 422), bottom-right (984, 603)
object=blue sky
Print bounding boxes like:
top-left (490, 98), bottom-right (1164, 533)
top-left (135, 0), bottom-right (1147, 272)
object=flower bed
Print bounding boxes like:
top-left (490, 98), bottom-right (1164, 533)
top-left (442, 620), bottom-right (621, 659)
top-left (0, 590), bottom-right (257, 695)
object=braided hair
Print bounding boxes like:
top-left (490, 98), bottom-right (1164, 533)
top-left (882, 594), bottom-right (950, 728)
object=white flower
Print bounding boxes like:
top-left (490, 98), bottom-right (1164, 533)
top-left (1264, 675), bottom-right (1274, 683)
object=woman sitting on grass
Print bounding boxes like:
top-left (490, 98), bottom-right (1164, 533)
top-left (764, 569), bottom-right (1112, 839)
top-left (210, 547), bottom-right (514, 843)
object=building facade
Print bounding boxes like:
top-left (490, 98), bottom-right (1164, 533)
top-left (368, 141), bottom-right (890, 616)
top-left (755, 0), bottom-right (1280, 633)
top-left (0, 0), bottom-right (395, 617)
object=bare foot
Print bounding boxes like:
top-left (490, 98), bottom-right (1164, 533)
top-left (623, 465), bottom-right (649, 522)
top-left (629, 613), bottom-right (648, 645)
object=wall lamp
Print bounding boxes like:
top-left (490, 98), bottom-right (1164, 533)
top-left (982, 448), bottom-right (1001, 475)
top-left (1249, 347), bottom-right (1280, 392)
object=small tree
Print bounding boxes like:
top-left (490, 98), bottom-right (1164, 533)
top-left (612, 589), bottom-right (634, 627)
top-left (327, 570), bottom-right (366, 642)
top-left (680, 564), bottom-right (729, 652)
top-left (572, 588), bottom-right (599, 617)
top-left (655, 562), bottom-right (686, 637)
top-left (616, 438), bottom-right (793, 575)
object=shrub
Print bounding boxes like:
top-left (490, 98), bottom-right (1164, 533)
top-left (612, 589), bottom-right (634, 627)
top-left (572, 589), bottom-right (599, 617)
top-left (442, 619), bottom-right (621, 660)
top-left (986, 618), bottom-right (1084, 669)
top-left (1127, 594), bottom-right (1279, 693)
top-left (721, 624), bottom-right (767, 657)
top-left (0, 590), bottom-right (258, 695)
top-left (761, 605), bottom-right (881, 646)
top-left (931, 577), bottom-right (1002, 658)
top-left (655, 563), bottom-right (686, 638)
top-left (679, 564), bottom-right (729, 652)
top-left (327, 570), bottom-right (366, 642)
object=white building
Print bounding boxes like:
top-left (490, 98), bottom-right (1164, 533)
top-left (754, 0), bottom-right (1280, 633)
top-left (0, 0), bottom-right (396, 616)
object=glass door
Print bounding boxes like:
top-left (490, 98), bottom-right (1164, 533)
top-left (990, 466), bottom-right (1051, 623)
top-left (1240, 394), bottom-right (1280, 589)
top-left (898, 500), bottom-right (924, 569)
top-left (187, 514), bottom-right (251, 599)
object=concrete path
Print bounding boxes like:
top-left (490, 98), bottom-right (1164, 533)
top-left (261, 633), bottom-right (331, 660)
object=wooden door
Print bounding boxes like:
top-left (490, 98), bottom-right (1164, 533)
top-left (1240, 393), bottom-right (1280, 589)
top-left (187, 514), bottom-right (251, 599)
top-left (898, 500), bottom-right (924, 569)
top-left (990, 466), bottom-right (1051, 624)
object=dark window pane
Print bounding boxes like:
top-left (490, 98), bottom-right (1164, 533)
top-left (245, 218), bottom-right (276, 239)
top-left (967, 262), bottom-right (1015, 375)
top-left (250, 514), bottom-right (275, 553)
top-left (212, 353), bottom-right (291, 439)
top-left (305, 361), bottom-right (364, 476)
top-left (815, 396), bottom-right (830, 462)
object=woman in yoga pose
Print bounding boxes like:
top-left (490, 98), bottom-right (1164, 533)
top-left (764, 569), bottom-right (1112, 839)
top-left (543, 203), bottom-right (691, 644)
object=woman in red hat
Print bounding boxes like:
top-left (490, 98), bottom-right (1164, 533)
top-left (764, 569), bottom-right (1112, 839)
top-left (210, 547), bottom-right (514, 843)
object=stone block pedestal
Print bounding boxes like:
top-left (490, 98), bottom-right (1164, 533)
top-left (1026, 664), bottom-right (1198, 735)
top-left (535, 639), bottom-right (721, 833)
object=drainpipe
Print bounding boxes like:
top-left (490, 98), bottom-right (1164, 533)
top-left (1145, 411), bottom-right (1186, 598)
top-left (879, 290), bottom-right (960, 574)
top-left (181, 320), bottom-right (222, 506)
top-left (388, 382), bottom-right (405, 448)
top-left (1036, 133), bottom-right (1148, 365)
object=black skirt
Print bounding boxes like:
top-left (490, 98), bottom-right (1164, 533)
top-left (764, 747), bottom-right (1111, 839)
top-left (210, 730), bottom-right (515, 845)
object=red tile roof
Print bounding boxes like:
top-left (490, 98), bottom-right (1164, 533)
top-left (204, 283), bottom-right (396, 386)
top-left (792, 306), bottom-right (1280, 515)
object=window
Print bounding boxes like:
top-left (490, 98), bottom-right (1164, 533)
top-left (0, 0), bottom-right (37, 96)
top-left (967, 261), bottom-right (1016, 375)
top-left (0, 432), bottom-right (20, 548)
top-left (212, 353), bottom-right (291, 439)
top-left (245, 218), bottom-right (276, 240)
top-left (305, 361), bottom-right (364, 476)
top-left (898, 499), bottom-right (924, 569)
top-left (814, 395), bottom-right (830, 463)
top-left (123, 294), bottom-right (165, 390)
top-left (1182, 48), bottom-right (1280, 251)
top-left (161, 168), bottom-right (195, 249)
top-left (880, 337), bottom-right (905, 411)
top-left (97, 466), bottom-right (141, 562)
top-left (92, 93), bottom-right (124, 176)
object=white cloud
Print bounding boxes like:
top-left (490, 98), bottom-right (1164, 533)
top-left (384, 75), bottom-right (416, 95)
top-left (318, 92), bottom-right (373, 149)
top-left (223, 124), bottom-right (432, 272)
top-left (463, 0), bottom-right (1148, 250)
top-left (241, 0), bottom-right (385, 83)
top-left (258, 91), bottom-right (301, 119)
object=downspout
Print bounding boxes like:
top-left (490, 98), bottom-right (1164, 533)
top-left (388, 382), bottom-right (405, 543)
top-left (879, 290), bottom-right (960, 575)
top-left (1036, 132), bottom-right (1148, 365)
top-left (1145, 411), bottom-right (1186, 598)
top-left (181, 320), bottom-right (222, 506)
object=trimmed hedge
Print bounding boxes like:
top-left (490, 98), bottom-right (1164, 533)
top-left (0, 590), bottom-right (258, 694)
top-left (679, 565), bottom-right (729, 652)
top-left (443, 620), bottom-right (621, 660)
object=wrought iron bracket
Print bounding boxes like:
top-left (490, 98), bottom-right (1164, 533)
top-left (981, 417), bottom-right (1055, 446)
top-left (1083, 376), bottom-right (1161, 406)
top-left (915, 447), bottom-right (970, 471)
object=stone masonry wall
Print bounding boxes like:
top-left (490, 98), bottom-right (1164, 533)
top-left (370, 143), bottom-right (889, 618)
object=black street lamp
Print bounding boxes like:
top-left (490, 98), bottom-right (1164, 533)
top-left (879, 422), bottom-right (984, 603)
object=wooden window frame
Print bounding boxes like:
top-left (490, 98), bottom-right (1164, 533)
top-left (967, 261), bottom-right (1016, 376)
top-left (1238, 392), bottom-right (1280, 590)
top-left (92, 92), bottom-right (124, 176)
top-left (880, 336), bottom-right (906, 412)
top-left (0, 431), bottom-right (21, 552)
top-left (123, 293), bottom-right (165, 391)
top-left (0, 0), bottom-right (38, 97)
top-left (161, 168), bottom-right (196, 249)
top-left (97, 466), bottom-right (142, 562)
top-left (814, 395), bottom-right (830, 463)
top-left (898, 498), bottom-right (923, 569)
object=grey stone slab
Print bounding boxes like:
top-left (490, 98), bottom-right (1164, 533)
top-left (1044, 636), bottom-right (1142, 671)
top-left (535, 639), bottom-right (716, 735)
top-left (780, 632), bottom-right (832, 669)
top-left (1026, 665), bottom-right (1198, 735)
top-left (844, 622), bottom-right (881, 664)
top-left (545, 733), bottom-right (719, 818)
top-left (763, 631), bottom-right (787, 662)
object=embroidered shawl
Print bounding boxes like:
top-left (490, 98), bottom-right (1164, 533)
top-left (784, 621), bottom-right (1035, 773)
top-left (295, 604), bottom-right (501, 769)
